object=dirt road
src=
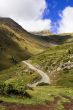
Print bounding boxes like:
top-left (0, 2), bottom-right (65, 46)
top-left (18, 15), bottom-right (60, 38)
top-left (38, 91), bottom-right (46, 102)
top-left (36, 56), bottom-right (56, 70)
top-left (22, 61), bottom-right (51, 87)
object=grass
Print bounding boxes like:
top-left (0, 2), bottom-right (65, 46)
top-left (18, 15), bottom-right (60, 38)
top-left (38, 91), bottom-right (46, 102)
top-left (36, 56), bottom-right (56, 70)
top-left (0, 25), bottom-right (31, 70)
top-left (0, 62), bottom-right (41, 90)
top-left (0, 23), bottom-right (46, 70)
top-left (0, 106), bottom-right (6, 110)
top-left (30, 43), bottom-right (73, 87)
top-left (1, 18), bottom-right (73, 71)
top-left (0, 18), bottom-right (73, 110)
top-left (57, 68), bottom-right (73, 87)
top-left (0, 86), bottom-right (73, 105)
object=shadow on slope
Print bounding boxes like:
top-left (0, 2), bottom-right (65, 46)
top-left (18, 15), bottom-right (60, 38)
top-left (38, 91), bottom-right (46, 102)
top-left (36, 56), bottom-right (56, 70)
top-left (30, 34), bottom-right (73, 45)
top-left (0, 28), bottom-right (31, 71)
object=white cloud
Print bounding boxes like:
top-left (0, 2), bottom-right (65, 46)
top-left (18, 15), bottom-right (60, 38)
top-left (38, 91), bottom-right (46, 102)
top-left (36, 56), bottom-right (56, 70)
top-left (0, 0), bottom-right (51, 32)
top-left (58, 6), bottom-right (73, 34)
top-left (18, 19), bottom-right (51, 32)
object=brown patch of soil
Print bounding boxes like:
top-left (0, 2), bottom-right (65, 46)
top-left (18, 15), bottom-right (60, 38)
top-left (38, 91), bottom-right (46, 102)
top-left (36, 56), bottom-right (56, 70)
top-left (63, 101), bottom-right (73, 110)
top-left (62, 95), bottom-right (73, 110)
top-left (0, 96), bottom-right (61, 110)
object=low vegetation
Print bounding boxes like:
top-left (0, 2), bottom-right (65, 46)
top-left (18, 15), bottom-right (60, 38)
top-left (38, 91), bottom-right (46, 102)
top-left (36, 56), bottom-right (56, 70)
top-left (30, 42), bottom-right (73, 87)
top-left (0, 18), bottom-right (48, 70)
top-left (0, 86), bottom-right (73, 105)
top-left (0, 105), bottom-right (6, 110)
top-left (0, 18), bottom-right (73, 110)
top-left (0, 62), bottom-right (41, 97)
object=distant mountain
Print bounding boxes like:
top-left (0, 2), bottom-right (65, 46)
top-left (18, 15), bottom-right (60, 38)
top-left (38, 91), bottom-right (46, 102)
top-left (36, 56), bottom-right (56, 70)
top-left (32, 30), bottom-right (52, 36)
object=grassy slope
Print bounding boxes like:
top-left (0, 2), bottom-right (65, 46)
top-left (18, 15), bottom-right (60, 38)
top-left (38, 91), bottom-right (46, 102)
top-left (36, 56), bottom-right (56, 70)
top-left (0, 86), bottom-right (73, 107)
top-left (0, 22), bottom-right (73, 87)
top-left (0, 18), bottom-right (50, 70)
top-left (0, 18), bottom-right (73, 69)
top-left (0, 18), bottom-right (73, 109)
top-left (30, 40), bottom-right (73, 87)
top-left (0, 62), bottom-right (40, 89)
top-left (0, 25), bottom-right (31, 70)
top-left (0, 35), bottom-right (73, 107)
top-left (0, 105), bottom-right (6, 110)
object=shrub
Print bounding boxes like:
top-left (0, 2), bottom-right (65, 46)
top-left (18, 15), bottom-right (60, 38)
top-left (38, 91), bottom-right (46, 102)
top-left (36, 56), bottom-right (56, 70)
top-left (10, 56), bottom-right (18, 64)
top-left (0, 83), bottom-right (31, 98)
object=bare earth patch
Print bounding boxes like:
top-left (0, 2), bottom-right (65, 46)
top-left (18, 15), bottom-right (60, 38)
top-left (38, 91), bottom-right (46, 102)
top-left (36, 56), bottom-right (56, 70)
top-left (0, 96), bottom-right (61, 110)
top-left (0, 96), bottom-right (73, 110)
top-left (62, 95), bottom-right (73, 110)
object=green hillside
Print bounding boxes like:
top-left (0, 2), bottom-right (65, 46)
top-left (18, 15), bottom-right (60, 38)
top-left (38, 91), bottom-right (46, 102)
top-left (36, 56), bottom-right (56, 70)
top-left (0, 18), bottom-right (73, 110)
top-left (30, 39), bottom-right (73, 87)
top-left (0, 62), bottom-right (40, 90)
top-left (1, 18), bottom-right (71, 71)
top-left (0, 18), bottom-right (73, 87)
top-left (0, 18), bottom-right (52, 70)
top-left (0, 25), bottom-right (31, 70)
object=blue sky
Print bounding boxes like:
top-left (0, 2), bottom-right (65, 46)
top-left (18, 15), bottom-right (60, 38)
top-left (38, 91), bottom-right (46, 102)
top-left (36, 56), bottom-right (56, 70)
top-left (43, 0), bottom-right (73, 21)
top-left (42, 0), bottom-right (73, 33)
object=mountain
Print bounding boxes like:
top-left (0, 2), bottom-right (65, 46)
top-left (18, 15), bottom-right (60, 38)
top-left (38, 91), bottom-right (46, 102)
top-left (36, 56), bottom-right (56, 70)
top-left (0, 17), bottom-right (51, 70)
top-left (1, 17), bottom-right (71, 71)
top-left (0, 18), bottom-right (73, 109)
top-left (32, 30), bottom-right (52, 36)
top-left (0, 17), bottom-right (73, 72)
top-left (0, 18), bottom-right (53, 47)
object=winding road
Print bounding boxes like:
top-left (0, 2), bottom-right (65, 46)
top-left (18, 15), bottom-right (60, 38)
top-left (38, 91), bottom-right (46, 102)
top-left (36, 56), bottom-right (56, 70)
top-left (22, 61), bottom-right (51, 87)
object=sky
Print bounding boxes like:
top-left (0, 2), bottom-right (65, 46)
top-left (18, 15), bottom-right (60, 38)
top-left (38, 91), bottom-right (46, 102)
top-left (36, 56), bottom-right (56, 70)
top-left (0, 0), bottom-right (73, 34)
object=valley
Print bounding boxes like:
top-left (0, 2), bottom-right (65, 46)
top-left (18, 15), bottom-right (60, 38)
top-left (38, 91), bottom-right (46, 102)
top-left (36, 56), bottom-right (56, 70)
top-left (0, 18), bottom-right (73, 110)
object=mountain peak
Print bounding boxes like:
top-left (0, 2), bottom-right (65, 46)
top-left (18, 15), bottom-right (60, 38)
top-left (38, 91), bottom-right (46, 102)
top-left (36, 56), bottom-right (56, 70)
top-left (32, 30), bottom-right (52, 36)
top-left (0, 17), bottom-right (23, 30)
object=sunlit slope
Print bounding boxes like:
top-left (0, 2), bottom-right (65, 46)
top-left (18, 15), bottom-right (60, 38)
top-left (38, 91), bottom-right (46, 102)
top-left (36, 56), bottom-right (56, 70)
top-left (30, 36), bottom-right (73, 87)
top-left (0, 18), bottom-right (46, 54)
top-left (32, 30), bottom-right (52, 36)
top-left (0, 18), bottom-right (50, 70)
top-left (1, 17), bottom-right (73, 72)
top-left (0, 25), bottom-right (31, 70)
top-left (0, 62), bottom-right (40, 88)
